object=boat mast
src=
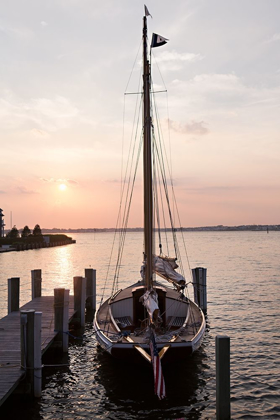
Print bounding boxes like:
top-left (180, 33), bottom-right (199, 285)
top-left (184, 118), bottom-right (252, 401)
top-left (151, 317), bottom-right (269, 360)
top-left (143, 16), bottom-right (153, 290)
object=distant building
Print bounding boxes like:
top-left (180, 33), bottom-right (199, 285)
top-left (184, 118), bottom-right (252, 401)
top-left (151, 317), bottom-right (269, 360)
top-left (0, 209), bottom-right (5, 238)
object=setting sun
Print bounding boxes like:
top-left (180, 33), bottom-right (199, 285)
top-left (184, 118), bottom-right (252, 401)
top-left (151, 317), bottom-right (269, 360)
top-left (59, 183), bottom-right (67, 191)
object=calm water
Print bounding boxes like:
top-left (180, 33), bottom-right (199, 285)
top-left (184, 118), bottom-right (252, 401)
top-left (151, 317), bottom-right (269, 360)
top-left (0, 231), bottom-right (279, 419)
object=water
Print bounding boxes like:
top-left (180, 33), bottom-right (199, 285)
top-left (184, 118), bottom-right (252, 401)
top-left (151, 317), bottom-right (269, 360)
top-left (0, 231), bottom-right (279, 419)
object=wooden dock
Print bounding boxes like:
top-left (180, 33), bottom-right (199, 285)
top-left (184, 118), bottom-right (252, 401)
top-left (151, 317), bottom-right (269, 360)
top-left (0, 295), bottom-right (76, 406)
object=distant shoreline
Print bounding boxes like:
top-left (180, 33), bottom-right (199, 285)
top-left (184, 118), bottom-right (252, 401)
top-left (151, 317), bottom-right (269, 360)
top-left (16, 224), bottom-right (279, 233)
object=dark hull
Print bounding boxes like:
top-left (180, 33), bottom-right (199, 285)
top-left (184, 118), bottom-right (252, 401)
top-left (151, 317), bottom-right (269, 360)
top-left (94, 281), bottom-right (206, 365)
top-left (110, 344), bottom-right (193, 364)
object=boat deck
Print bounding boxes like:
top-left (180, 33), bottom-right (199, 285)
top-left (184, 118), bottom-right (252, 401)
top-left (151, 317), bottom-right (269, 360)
top-left (95, 283), bottom-right (203, 345)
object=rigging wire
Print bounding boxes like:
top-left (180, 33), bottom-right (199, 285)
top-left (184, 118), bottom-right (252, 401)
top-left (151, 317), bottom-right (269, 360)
top-left (100, 30), bottom-right (196, 334)
top-left (151, 98), bottom-right (181, 262)
top-left (120, 38), bottom-right (143, 233)
top-left (100, 44), bottom-right (143, 308)
top-left (151, 50), bottom-right (176, 218)
top-left (113, 90), bottom-right (143, 292)
top-left (150, 76), bottom-right (193, 282)
top-left (149, 74), bottom-right (195, 329)
top-left (153, 132), bottom-right (169, 255)
top-left (100, 104), bottom-right (143, 330)
top-left (150, 53), bottom-right (192, 279)
top-left (113, 130), bottom-right (143, 294)
top-left (124, 39), bottom-right (142, 94)
top-left (149, 79), bottom-right (170, 255)
top-left (152, 129), bottom-right (162, 253)
top-left (115, 119), bottom-right (143, 289)
top-left (99, 41), bottom-right (144, 334)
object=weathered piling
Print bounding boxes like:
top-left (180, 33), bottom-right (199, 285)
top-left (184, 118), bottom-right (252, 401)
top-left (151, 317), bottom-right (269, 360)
top-left (216, 335), bottom-right (231, 420)
top-left (73, 276), bottom-right (86, 327)
top-left (192, 267), bottom-right (207, 313)
top-left (31, 269), bottom-right (42, 299)
top-left (8, 277), bottom-right (20, 314)
top-left (85, 268), bottom-right (96, 312)
top-left (20, 310), bottom-right (42, 397)
top-left (0, 280), bottom-right (77, 407)
top-left (34, 312), bottom-right (42, 397)
top-left (54, 288), bottom-right (70, 352)
top-left (1, 267), bottom-right (91, 405)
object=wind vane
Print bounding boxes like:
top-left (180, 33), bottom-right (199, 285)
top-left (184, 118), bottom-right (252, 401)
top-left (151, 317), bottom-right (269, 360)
top-left (144, 5), bottom-right (152, 18)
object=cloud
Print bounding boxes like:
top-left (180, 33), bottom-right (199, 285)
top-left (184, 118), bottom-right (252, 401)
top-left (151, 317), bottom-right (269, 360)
top-left (169, 119), bottom-right (209, 135)
top-left (31, 128), bottom-right (49, 137)
top-left (191, 73), bottom-right (244, 94)
top-left (263, 33), bottom-right (280, 45)
top-left (0, 93), bottom-right (80, 132)
top-left (155, 50), bottom-right (202, 64)
top-left (17, 186), bottom-right (39, 194)
top-left (185, 185), bottom-right (240, 194)
top-left (106, 178), bottom-right (120, 184)
top-left (40, 21), bottom-right (48, 27)
top-left (183, 184), bottom-right (280, 195)
top-left (67, 179), bottom-right (79, 185)
top-left (40, 177), bottom-right (78, 185)
top-left (40, 177), bottom-right (56, 183)
top-left (170, 73), bottom-right (280, 117)
top-left (153, 50), bottom-right (202, 71)
top-left (0, 23), bottom-right (33, 40)
top-left (169, 73), bottom-right (246, 113)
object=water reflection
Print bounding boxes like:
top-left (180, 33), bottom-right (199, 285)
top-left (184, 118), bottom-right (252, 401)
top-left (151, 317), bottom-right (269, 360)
top-left (94, 335), bottom-right (212, 419)
top-left (0, 232), bottom-right (279, 418)
top-left (50, 246), bottom-right (74, 289)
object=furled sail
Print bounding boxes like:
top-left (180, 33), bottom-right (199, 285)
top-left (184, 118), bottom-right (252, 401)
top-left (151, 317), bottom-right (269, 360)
top-left (140, 255), bottom-right (186, 288)
top-left (154, 255), bottom-right (186, 287)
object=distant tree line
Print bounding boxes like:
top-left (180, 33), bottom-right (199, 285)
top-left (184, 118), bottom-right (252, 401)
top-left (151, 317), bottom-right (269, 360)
top-left (6, 224), bottom-right (42, 239)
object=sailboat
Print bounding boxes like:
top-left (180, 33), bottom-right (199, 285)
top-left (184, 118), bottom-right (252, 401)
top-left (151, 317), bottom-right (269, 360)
top-left (94, 8), bottom-right (206, 398)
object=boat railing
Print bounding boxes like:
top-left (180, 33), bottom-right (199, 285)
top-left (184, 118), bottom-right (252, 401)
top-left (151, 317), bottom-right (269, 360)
top-left (110, 289), bottom-right (123, 302)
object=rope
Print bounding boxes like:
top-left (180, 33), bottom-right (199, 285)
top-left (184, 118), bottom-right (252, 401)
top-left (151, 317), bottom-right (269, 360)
top-left (149, 74), bottom-right (198, 328)
top-left (100, 73), bottom-right (142, 313)
top-left (124, 38), bottom-right (142, 93)
top-left (112, 106), bottom-right (143, 296)
top-left (43, 363), bottom-right (69, 368)
top-left (54, 330), bottom-right (84, 340)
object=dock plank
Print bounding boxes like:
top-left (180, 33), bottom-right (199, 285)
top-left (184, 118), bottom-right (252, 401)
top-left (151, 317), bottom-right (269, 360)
top-left (0, 295), bottom-right (75, 406)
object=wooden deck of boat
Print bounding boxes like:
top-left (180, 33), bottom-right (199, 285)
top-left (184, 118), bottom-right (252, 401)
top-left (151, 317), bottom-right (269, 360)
top-left (97, 287), bottom-right (203, 345)
top-left (111, 281), bottom-right (181, 303)
top-left (0, 296), bottom-right (75, 407)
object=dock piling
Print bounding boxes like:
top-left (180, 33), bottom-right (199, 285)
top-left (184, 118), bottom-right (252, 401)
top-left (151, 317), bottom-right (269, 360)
top-left (63, 289), bottom-right (70, 352)
top-left (73, 276), bottom-right (86, 327)
top-left (54, 288), bottom-right (70, 352)
top-left (31, 269), bottom-right (42, 299)
top-left (8, 277), bottom-right (20, 314)
top-left (34, 312), bottom-right (42, 397)
top-left (216, 335), bottom-right (231, 420)
top-left (192, 267), bottom-right (207, 313)
top-left (0, 285), bottom-right (76, 407)
top-left (85, 268), bottom-right (96, 312)
top-left (20, 310), bottom-right (42, 397)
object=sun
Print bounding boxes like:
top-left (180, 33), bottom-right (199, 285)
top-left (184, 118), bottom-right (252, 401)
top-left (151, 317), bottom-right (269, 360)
top-left (59, 183), bottom-right (67, 191)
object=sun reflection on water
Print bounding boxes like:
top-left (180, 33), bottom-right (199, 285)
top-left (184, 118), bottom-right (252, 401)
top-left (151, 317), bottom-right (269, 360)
top-left (0, 232), bottom-right (280, 419)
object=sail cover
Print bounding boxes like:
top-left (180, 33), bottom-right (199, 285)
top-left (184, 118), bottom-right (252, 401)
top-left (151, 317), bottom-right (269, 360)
top-left (153, 255), bottom-right (186, 286)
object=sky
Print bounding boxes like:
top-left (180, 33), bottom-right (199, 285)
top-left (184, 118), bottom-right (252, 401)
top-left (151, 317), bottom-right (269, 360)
top-left (1, 0), bottom-right (280, 229)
